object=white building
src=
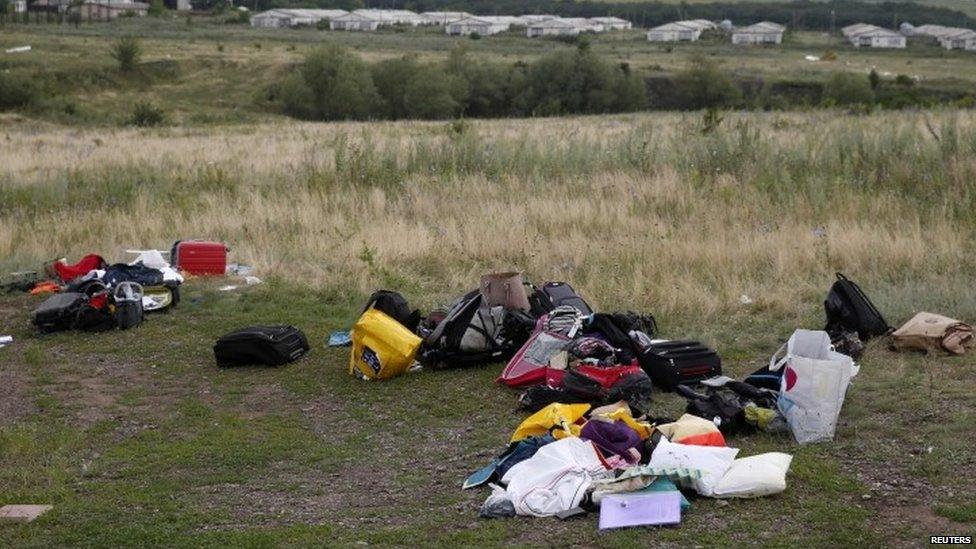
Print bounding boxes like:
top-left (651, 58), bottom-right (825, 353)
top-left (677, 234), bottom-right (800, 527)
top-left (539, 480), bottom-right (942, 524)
top-left (446, 16), bottom-right (511, 36)
top-left (419, 11), bottom-right (470, 25)
top-left (647, 21), bottom-right (706, 42)
top-left (842, 24), bottom-right (906, 48)
top-left (909, 24), bottom-right (956, 38)
top-left (589, 16), bottom-right (632, 31)
top-left (12, 0), bottom-right (27, 12)
top-left (352, 9), bottom-right (421, 27)
top-left (330, 11), bottom-right (382, 31)
top-left (517, 14), bottom-right (557, 26)
top-left (560, 17), bottom-right (603, 33)
top-left (250, 9), bottom-right (347, 28)
top-left (527, 18), bottom-right (580, 37)
top-left (940, 28), bottom-right (976, 50)
top-left (731, 21), bottom-right (785, 45)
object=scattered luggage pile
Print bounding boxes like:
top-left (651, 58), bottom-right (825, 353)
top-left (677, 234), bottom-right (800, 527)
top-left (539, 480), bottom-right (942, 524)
top-left (7, 243), bottom-right (975, 531)
top-left (345, 270), bottom-right (973, 529)
top-left (9, 240), bottom-right (234, 334)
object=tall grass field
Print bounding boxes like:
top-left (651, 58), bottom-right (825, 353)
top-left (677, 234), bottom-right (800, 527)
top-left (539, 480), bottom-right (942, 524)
top-left (2, 110), bottom-right (974, 319)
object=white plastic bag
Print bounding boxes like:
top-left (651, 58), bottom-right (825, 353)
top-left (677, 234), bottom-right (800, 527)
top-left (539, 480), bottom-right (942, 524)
top-left (770, 329), bottom-right (859, 444)
top-left (713, 452), bottom-right (793, 498)
top-left (647, 438), bottom-right (738, 497)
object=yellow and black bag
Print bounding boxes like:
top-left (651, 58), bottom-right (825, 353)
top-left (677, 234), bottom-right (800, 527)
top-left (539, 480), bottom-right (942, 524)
top-left (350, 308), bottom-right (422, 380)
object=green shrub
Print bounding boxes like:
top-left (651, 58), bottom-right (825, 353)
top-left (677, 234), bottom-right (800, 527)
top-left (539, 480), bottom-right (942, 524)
top-left (224, 9), bottom-right (249, 24)
top-left (469, 31), bottom-right (481, 40)
top-left (0, 72), bottom-right (35, 111)
top-left (515, 47), bottom-right (646, 116)
top-left (371, 56), bottom-right (421, 119)
top-left (823, 72), bottom-right (874, 107)
top-left (673, 56), bottom-right (741, 110)
top-left (279, 45), bottom-right (379, 121)
top-left (111, 37), bottom-right (142, 72)
top-left (403, 65), bottom-right (466, 119)
top-left (868, 69), bottom-right (880, 90)
top-left (128, 102), bottom-right (166, 127)
top-left (148, 0), bottom-right (165, 16)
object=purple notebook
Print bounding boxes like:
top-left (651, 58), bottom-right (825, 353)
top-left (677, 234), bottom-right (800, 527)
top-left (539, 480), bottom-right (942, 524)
top-left (598, 491), bottom-right (682, 530)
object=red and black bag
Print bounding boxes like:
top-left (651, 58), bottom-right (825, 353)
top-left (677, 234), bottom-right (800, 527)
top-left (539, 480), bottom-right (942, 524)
top-left (560, 362), bottom-right (653, 415)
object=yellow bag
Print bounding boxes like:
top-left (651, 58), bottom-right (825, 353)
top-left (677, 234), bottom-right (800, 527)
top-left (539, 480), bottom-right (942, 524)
top-left (510, 403), bottom-right (590, 443)
top-left (350, 308), bottom-right (422, 380)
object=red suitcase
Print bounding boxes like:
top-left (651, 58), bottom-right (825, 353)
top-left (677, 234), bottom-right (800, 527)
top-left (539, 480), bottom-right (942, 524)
top-left (172, 240), bottom-right (227, 276)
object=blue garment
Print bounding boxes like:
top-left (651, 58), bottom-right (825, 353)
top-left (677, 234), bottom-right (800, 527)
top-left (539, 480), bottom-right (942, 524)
top-left (328, 331), bottom-right (352, 347)
top-left (463, 434), bottom-right (556, 490)
top-left (101, 262), bottom-right (164, 288)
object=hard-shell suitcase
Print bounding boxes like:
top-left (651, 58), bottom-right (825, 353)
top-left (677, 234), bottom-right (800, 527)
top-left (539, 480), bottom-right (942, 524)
top-left (214, 325), bottom-right (309, 366)
top-left (172, 240), bottom-right (228, 276)
top-left (638, 340), bottom-right (721, 391)
top-left (32, 292), bottom-right (87, 332)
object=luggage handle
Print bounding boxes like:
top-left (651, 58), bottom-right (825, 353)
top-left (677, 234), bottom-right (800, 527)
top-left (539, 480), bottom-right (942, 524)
top-left (769, 342), bottom-right (789, 371)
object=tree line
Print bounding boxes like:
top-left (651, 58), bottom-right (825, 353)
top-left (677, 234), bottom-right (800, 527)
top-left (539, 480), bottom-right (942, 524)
top-left (268, 42), bottom-right (647, 121)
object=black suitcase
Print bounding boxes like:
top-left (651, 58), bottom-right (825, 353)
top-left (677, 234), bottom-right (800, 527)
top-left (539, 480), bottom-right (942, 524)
top-left (529, 282), bottom-right (593, 317)
top-left (214, 325), bottom-right (310, 367)
top-left (638, 340), bottom-right (721, 391)
top-left (32, 292), bottom-right (87, 333)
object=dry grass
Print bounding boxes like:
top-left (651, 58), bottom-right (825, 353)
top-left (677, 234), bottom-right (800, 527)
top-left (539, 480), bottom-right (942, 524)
top-left (2, 110), bottom-right (975, 322)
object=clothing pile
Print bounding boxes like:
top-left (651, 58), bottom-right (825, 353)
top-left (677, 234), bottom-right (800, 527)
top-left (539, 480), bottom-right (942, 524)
top-left (465, 400), bottom-right (793, 527)
top-left (24, 250), bottom-right (184, 334)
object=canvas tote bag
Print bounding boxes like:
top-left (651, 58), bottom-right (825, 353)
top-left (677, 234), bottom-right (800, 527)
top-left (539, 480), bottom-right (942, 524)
top-left (481, 272), bottom-right (531, 312)
top-left (769, 329), bottom-right (859, 444)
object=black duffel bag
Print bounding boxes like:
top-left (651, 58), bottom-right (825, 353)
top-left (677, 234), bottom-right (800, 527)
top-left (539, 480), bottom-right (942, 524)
top-left (214, 325), bottom-right (310, 367)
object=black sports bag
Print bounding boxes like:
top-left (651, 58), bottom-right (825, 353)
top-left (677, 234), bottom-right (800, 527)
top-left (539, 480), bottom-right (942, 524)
top-left (824, 272), bottom-right (890, 341)
top-left (214, 325), bottom-right (309, 366)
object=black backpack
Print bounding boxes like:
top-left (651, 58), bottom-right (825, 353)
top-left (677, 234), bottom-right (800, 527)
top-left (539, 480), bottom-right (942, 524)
top-left (363, 290), bottom-right (421, 332)
top-left (677, 381), bottom-right (778, 434)
top-left (420, 290), bottom-right (515, 369)
top-left (824, 272), bottom-right (890, 341)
